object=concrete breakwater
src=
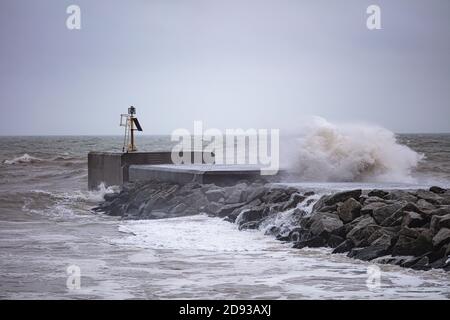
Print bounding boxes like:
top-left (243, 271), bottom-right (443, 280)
top-left (94, 180), bottom-right (450, 271)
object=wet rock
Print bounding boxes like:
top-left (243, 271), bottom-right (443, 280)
top-left (410, 256), bottom-right (430, 271)
top-left (348, 244), bottom-right (390, 261)
top-left (205, 189), bottom-right (225, 202)
top-left (337, 198), bottom-right (362, 223)
top-left (246, 186), bottom-right (267, 203)
top-left (360, 201), bottom-right (387, 216)
top-left (205, 202), bottom-right (222, 215)
top-left (385, 190), bottom-right (418, 203)
top-left (216, 202), bottom-right (246, 217)
top-left (416, 199), bottom-right (436, 211)
top-left (327, 234), bottom-right (345, 248)
top-left (238, 220), bottom-right (261, 231)
top-left (309, 213), bottom-right (344, 238)
top-left (346, 215), bottom-right (379, 247)
top-left (262, 187), bottom-right (292, 204)
top-left (402, 211), bottom-right (426, 228)
top-left (293, 236), bottom-right (326, 249)
top-left (225, 188), bottom-right (245, 204)
top-left (332, 239), bottom-right (354, 254)
top-left (324, 189), bottom-right (362, 206)
top-left (281, 193), bottom-right (306, 211)
top-left (288, 228), bottom-right (305, 242)
top-left (372, 202), bottom-right (405, 225)
top-left (368, 189), bottom-right (389, 198)
top-left (170, 203), bottom-right (187, 214)
top-left (430, 186), bottom-right (446, 194)
top-left (392, 228), bottom-right (433, 256)
top-left (416, 190), bottom-right (444, 205)
top-left (236, 206), bottom-right (266, 225)
top-left (432, 228), bottom-right (450, 248)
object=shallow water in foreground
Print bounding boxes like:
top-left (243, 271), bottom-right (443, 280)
top-left (1, 211), bottom-right (449, 299)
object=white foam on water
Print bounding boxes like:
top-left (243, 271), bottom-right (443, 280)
top-left (3, 153), bottom-right (44, 165)
top-left (285, 117), bottom-right (424, 184)
top-left (115, 215), bottom-right (282, 252)
top-left (112, 215), bottom-right (450, 299)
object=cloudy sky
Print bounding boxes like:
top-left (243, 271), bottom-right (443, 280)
top-left (0, 0), bottom-right (449, 135)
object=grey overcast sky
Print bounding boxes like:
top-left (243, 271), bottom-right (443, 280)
top-left (0, 0), bottom-right (449, 135)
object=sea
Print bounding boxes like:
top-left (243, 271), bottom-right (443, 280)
top-left (1, 132), bottom-right (450, 299)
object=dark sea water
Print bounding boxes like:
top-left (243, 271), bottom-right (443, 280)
top-left (0, 134), bottom-right (449, 299)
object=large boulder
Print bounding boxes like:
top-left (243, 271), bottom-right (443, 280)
top-left (430, 214), bottom-right (450, 234)
top-left (368, 189), bottom-right (389, 198)
top-left (236, 205), bottom-right (267, 226)
top-left (415, 190), bottom-right (444, 205)
top-left (225, 188), bottom-right (246, 204)
top-left (430, 186), bottom-right (446, 194)
top-left (324, 189), bottom-right (362, 206)
top-left (392, 227), bottom-right (433, 256)
top-left (348, 244), bottom-right (390, 261)
top-left (402, 211), bottom-right (426, 228)
top-left (281, 193), bottom-right (306, 211)
top-left (360, 201), bottom-right (388, 216)
top-left (310, 213), bottom-right (344, 238)
top-left (337, 198), bottom-right (362, 223)
top-left (372, 202), bottom-right (405, 225)
top-left (346, 215), bottom-right (380, 247)
top-left (432, 228), bottom-right (450, 248)
top-left (384, 190), bottom-right (418, 203)
top-left (205, 189), bottom-right (225, 202)
top-left (332, 239), bottom-right (354, 254)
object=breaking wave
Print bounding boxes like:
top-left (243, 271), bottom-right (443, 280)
top-left (3, 153), bottom-right (82, 166)
top-left (3, 153), bottom-right (44, 165)
top-left (286, 117), bottom-right (424, 183)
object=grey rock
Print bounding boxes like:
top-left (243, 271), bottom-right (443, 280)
top-left (416, 189), bottom-right (444, 205)
top-left (327, 234), bottom-right (345, 248)
top-left (236, 206), bottom-right (266, 225)
top-left (170, 203), bottom-right (187, 214)
top-left (225, 189), bottom-right (244, 204)
top-left (416, 199), bottom-right (436, 211)
top-left (346, 216), bottom-right (380, 247)
top-left (348, 244), bottom-right (390, 261)
top-left (205, 189), bottom-right (225, 202)
top-left (372, 202), bottom-right (405, 225)
top-left (337, 198), bottom-right (362, 223)
top-left (216, 202), bottom-right (246, 217)
top-left (332, 239), bottom-right (354, 254)
top-left (368, 189), bottom-right (389, 198)
top-left (430, 186), bottom-right (446, 194)
top-left (238, 220), bottom-right (261, 231)
top-left (385, 190), bottom-right (418, 203)
top-left (246, 186), bottom-right (267, 203)
top-left (432, 228), bottom-right (450, 248)
top-left (402, 211), bottom-right (426, 228)
top-left (281, 193), bottom-right (306, 211)
top-left (392, 227), bottom-right (433, 256)
top-left (293, 236), bottom-right (326, 249)
top-left (361, 201), bottom-right (387, 216)
top-left (310, 213), bottom-right (344, 237)
top-left (324, 189), bottom-right (362, 206)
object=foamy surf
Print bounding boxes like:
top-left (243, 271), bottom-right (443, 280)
top-left (285, 117), bottom-right (424, 183)
top-left (111, 215), bottom-right (450, 299)
top-left (3, 153), bottom-right (44, 165)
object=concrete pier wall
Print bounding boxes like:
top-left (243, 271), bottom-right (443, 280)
top-left (129, 164), bottom-right (264, 186)
top-left (88, 151), bottom-right (212, 189)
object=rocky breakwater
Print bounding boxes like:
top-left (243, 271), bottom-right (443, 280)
top-left (296, 187), bottom-right (450, 271)
top-left (94, 180), bottom-right (450, 271)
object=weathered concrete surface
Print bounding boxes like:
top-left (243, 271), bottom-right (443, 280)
top-left (88, 152), bottom-right (212, 189)
top-left (129, 164), bottom-right (265, 186)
